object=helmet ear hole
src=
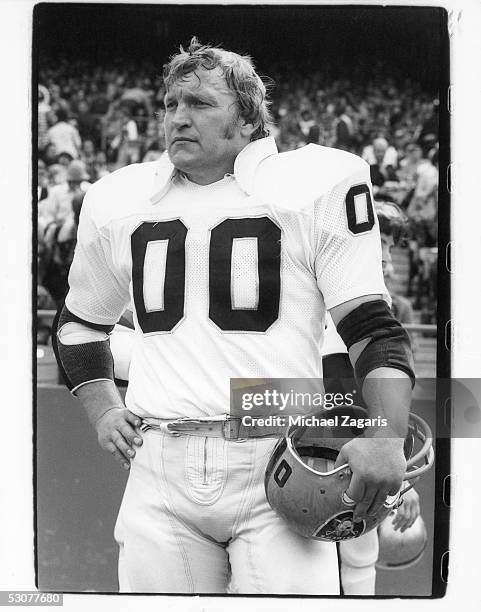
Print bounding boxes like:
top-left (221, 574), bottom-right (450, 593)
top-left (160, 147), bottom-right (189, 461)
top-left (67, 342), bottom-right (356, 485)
top-left (302, 456), bottom-right (337, 473)
top-left (296, 446), bottom-right (338, 461)
top-left (297, 446), bottom-right (338, 473)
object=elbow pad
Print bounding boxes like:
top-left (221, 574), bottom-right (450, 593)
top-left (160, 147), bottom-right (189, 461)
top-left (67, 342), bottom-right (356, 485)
top-left (52, 306), bottom-right (115, 394)
top-left (336, 300), bottom-right (415, 386)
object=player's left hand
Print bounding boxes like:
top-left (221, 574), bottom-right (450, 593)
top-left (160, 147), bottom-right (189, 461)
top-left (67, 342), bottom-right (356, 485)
top-left (334, 432), bottom-right (406, 523)
top-left (392, 487), bottom-right (420, 532)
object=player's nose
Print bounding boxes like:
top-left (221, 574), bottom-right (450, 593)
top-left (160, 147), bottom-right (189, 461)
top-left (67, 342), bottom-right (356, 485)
top-left (171, 101), bottom-right (192, 129)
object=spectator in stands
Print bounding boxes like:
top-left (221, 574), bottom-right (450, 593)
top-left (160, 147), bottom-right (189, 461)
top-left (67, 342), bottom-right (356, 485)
top-left (396, 142), bottom-right (423, 209)
top-left (38, 85), bottom-right (51, 151)
top-left (41, 143), bottom-right (58, 168)
top-left (48, 83), bottom-right (70, 117)
top-left (406, 149), bottom-right (438, 309)
top-left (384, 264), bottom-right (415, 325)
top-left (121, 77), bottom-right (153, 117)
top-left (362, 135), bottom-right (398, 169)
top-left (407, 148), bottom-right (438, 247)
top-left (298, 109), bottom-right (316, 140)
top-left (42, 191), bottom-right (86, 309)
top-left (115, 106), bottom-right (140, 167)
top-left (377, 200), bottom-right (419, 353)
top-left (365, 137), bottom-right (398, 190)
top-left (37, 160), bottom-right (49, 203)
top-left (76, 99), bottom-right (98, 142)
top-left (416, 100), bottom-right (439, 156)
top-left (88, 82), bottom-right (110, 116)
top-left (139, 118), bottom-right (164, 161)
top-left (55, 191), bottom-right (85, 271)
top-left (37, 221), bottom-right (56, 344)
top-left (392, 128), bottom-right (411, 155)
top-left (306, 124), bottom-right (320, 145)
top-left (80, 139), bottom-right (97, 182)
top-left (94, 151), bottom-right (110, 179)
top-left (39, 159), bottom-right (90, 228)
top-left (133, 106), bottom-right (149, 136)
top-left (333, 102), bottom-right (354, 151)
top-left (57, 151), bottom-right (74, 168)
top-left (46, 107), bottom-right (81, 160)
top-left (48, 163), bottom-right (67, 186)
top-left (103, 103), bottom-right (124, 162)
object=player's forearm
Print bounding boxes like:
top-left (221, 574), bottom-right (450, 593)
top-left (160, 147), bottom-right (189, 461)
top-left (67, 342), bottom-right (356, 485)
top-left (361, 367), bottom-right (410, 438)
top-left (75, 380), bottom-right (126, 427)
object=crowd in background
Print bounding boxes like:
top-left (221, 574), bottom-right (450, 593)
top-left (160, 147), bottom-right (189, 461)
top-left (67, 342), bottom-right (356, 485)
top-left (37, 57), bottom-right (439, 342)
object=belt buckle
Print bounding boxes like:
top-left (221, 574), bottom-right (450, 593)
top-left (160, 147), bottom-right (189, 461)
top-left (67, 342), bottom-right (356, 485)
top-left (165, 422), bottom-right (182, 436)
top-left (166, 418), bottom-right (221, 436)
top-left (165, 417), bottom-right (200, 436)
top-left (223, 417), bottom-right (245, 441)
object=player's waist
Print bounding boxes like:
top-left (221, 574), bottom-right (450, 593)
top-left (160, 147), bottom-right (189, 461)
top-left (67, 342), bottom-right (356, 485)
top-left (139, 415), bottom-right (288, 441)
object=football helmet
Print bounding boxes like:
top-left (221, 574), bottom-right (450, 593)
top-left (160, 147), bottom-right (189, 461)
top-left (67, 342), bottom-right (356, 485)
top-left (265, 405), bottom-right (434, 542)
top-left (376, 512), bottom-right (428, 570)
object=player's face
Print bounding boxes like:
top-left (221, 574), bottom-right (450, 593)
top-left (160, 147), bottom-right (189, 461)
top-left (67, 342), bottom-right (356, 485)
top-left (381, 233), bottom-right (394, 276)
top-left (164, 68), bottom-right (252, 185)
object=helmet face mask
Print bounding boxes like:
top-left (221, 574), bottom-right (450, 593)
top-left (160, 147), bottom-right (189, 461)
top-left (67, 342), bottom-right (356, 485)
top-left (264, 405), bottom-right (434, 542)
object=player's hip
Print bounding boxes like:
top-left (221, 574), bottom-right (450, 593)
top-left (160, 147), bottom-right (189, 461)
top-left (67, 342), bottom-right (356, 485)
top-left (127, 425), bottom-right (277, 542)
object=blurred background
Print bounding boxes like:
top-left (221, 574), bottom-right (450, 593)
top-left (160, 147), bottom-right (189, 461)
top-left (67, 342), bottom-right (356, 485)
top-left (35, 3), bottom-right (444, 594)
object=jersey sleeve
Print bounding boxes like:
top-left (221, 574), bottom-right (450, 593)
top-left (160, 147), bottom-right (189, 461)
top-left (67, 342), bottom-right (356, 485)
top-left (65, 185), bottom-right (130, 325)
top-left (313, 160), bottom-right (388, 310)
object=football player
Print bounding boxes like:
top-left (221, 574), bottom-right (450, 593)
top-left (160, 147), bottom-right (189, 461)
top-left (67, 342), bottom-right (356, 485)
top-left (322, 201), bottom-right (422, 594)
top-left (54, 39), bottom-right (414, 594)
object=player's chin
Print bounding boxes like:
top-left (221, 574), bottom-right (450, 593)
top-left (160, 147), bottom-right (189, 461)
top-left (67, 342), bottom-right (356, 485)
top-left (169, 151), bottom-right (201, 173)
top-left (168, 146), bottom-right (194, 163)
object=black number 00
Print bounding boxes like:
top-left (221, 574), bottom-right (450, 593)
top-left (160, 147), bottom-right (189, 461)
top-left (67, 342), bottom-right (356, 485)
top-left (131, 217), bottom-right (281, 333)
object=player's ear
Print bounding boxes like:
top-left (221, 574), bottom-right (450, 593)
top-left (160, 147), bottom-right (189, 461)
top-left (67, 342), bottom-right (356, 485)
top-left (239, 118), bottom-right (256, 139)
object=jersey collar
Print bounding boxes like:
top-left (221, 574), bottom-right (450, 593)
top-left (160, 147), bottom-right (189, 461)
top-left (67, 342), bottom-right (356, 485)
top-left (149, 136), bottom-right (278, 205)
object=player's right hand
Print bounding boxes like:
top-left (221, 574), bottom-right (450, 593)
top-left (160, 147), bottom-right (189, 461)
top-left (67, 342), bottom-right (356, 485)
top-left (94, 407), bottom-right (143, 470)
top-left (334, 432), bottom-right (406, 523)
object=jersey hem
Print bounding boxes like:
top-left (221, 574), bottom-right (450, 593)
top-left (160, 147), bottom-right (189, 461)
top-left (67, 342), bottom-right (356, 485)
top-left (65, 296), bottom-right (120, 328)
top-left (324, 288), bottom-right (389, 311)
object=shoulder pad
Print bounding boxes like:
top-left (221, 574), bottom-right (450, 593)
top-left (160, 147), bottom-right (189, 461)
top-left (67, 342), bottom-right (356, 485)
top-left (83, 162), bottom-right (158, 228)
top-left (253, 145), bottom-right (369, 211)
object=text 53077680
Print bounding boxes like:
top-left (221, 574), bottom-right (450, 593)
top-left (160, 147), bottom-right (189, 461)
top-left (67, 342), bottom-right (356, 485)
top-left (0, 592), bottom-right (63, 606)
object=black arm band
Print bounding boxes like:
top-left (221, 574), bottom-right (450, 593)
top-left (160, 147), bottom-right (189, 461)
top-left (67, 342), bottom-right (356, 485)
top-left (52, 306), bottom-right (115, 393)
top-left (336, 299), bottom-right (415, 386)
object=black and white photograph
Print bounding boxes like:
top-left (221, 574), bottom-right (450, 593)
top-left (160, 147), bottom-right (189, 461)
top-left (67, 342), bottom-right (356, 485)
top-left (0, 0), bottom-right (478, 606)
top-left (32, 1), bottom-right (451, 599)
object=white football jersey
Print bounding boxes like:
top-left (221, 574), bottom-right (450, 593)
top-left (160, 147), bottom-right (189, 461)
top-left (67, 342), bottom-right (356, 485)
top-left (66, 137), bottom-right (387, 418)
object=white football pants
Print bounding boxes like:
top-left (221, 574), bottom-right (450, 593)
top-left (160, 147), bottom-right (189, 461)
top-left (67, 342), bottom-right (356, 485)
top-left (339, 530), bottom-right (379, 595)
top-left (114, 428), bottom-right (339, 594)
